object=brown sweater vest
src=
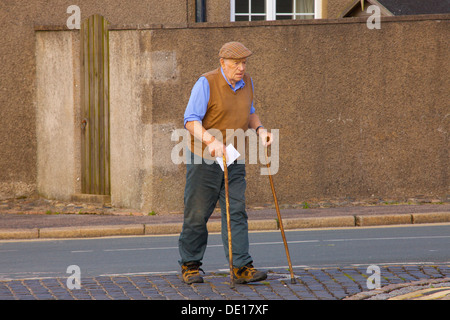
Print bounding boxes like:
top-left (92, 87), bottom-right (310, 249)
top-left (190, 68), bottom-right (253, 160)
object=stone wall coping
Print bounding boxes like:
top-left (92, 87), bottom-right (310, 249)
top-left (34, 13), bottom-right (450, 31)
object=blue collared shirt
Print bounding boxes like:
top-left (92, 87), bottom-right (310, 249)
top-left (184, 68), bottom-right (255, 127)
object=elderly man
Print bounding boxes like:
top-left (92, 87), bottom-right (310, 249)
top-left (178, 42), bottom-right (272, 284)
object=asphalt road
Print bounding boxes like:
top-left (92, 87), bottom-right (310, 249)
top-left (1, 224), bottom-right (449, 281)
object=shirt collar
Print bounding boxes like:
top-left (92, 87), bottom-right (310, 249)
top-left (220, 67), bottom-right (245, 92)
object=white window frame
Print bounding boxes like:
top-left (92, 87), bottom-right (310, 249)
top-left (230, 0), bottom-right (323, 22)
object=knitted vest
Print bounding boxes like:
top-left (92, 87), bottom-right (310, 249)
top-left (190, 68), bottom-right (253, 160)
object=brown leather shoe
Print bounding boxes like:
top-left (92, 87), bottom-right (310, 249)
top-left (233, 263), bottom-right (267, 284)
top-left (181, 262), bottom-right (204, 284)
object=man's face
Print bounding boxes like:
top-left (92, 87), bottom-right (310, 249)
top-left (220, 58), bottom-right (247, 86)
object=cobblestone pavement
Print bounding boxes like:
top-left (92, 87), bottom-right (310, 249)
top-left (1, 264), bottom-right (449, 300)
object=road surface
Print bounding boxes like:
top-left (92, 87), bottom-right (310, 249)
top-left (1, 224), bottom-right (449, 280)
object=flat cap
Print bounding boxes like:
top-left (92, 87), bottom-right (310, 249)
top-left (218, 41), bottom-right (252, 59)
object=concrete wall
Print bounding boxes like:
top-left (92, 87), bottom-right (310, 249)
top-left (35, 31), bottom-right (81, 201)
top-left (0, 0), bottom-right (371, 200)
top-left (107, 30), bottom-right (187, 212)
top-left (101, 16), bottom-right (449, 213)
top-left (0, 0), bottom-right (192, 200)
top-left (108, 30), bottom-right (154, 210)
top-left (3, 1), bottom-right (450, 212)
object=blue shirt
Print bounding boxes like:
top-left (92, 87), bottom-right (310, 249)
top-left (184, 68), bottom-right (255, 127)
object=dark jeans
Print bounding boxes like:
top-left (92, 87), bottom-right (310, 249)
top-left (178, 151), bottom-right (252, 268)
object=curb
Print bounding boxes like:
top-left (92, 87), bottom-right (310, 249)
top-left (39, 224), bottom-right (145, 239)
top-left (0, 212), bottom-right (449, 240)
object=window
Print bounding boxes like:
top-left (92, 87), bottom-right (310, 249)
top-left (231, 0), bottom-right (322, 21)
top-left (275, 0), bottom-right (315, 20)
top-left (233, 0), bottom-right (266, 21)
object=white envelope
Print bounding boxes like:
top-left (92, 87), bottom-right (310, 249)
top-left (216, 144), bottom-right (241, 171)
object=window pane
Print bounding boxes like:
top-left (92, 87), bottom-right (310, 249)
top-left (251, 15), bottom-right (266, 20)
top-left (276, 0), bottom-right (293, 13)
top-left (235, 0), bottom-right (249, 14)
top-left (296, 0), bottom-right (314, 13)
top-left (295, 14), bottom-right (314, 20)
top-left (276, 15), bottom-right (292, 20)
top-left (251, 0), bottom-right (265, 13)
top-left (235, 15), bottom-right (250, 21)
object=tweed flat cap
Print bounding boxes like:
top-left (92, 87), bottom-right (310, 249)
top-left (218, 42), bottom-right (252, 59)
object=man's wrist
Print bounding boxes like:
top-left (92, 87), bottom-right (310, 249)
top-left (204, 136), bottom-right (215, 145)
top-left (255, 125), bottom-right (264, 135)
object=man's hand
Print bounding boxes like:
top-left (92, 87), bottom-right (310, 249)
top-left (206, 138), bottom-right (226, 158)
top-left (258, 128), bottom-right (273, 147)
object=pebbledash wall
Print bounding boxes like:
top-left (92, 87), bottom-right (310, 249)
top-left (34, 15), bottom-right (449, 213)
top-left (0, 0), bottom-right (344, 203)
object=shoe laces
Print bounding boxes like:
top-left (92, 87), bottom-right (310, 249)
top-left (236, 263), bottom-right (256, 276)
top-left (184, 263), bottom-right (205, 274)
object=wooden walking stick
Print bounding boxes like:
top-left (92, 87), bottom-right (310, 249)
top-left (223, 154), bottom-right (235, 288)
top-left (264, 141), bottom-right (297, 284)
